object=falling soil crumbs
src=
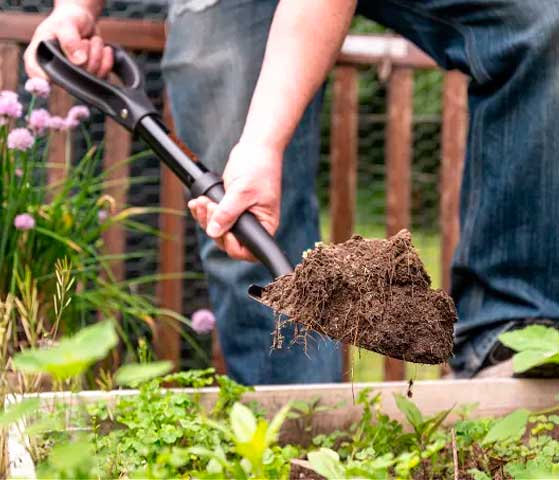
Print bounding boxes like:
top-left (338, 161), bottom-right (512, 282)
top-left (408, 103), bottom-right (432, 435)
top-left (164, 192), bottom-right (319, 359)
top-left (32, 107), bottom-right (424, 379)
top-left (261, 229), bottom-right (456, 364)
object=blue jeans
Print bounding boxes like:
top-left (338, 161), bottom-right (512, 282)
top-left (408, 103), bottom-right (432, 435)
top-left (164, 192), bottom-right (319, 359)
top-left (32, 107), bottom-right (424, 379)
top-left (162, 0), bottom-right (342, 384)
top-left (357, 0), bottom-right (559, 376)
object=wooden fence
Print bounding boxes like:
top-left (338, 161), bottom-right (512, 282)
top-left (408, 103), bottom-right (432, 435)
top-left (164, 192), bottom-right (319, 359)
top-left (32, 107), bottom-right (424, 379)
top-left (0, 13), bottom-right (468, 381)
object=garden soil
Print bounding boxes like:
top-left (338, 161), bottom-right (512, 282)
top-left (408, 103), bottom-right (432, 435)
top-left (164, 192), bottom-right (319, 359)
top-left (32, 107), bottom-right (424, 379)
top-left (261, 229), bottom-right (456, 364)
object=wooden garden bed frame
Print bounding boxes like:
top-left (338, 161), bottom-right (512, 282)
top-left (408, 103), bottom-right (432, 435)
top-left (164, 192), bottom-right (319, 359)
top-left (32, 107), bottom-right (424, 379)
top-left (7, 378), bottom-right (559, 478)
top-left (0, 13), bottom-right (469, 381)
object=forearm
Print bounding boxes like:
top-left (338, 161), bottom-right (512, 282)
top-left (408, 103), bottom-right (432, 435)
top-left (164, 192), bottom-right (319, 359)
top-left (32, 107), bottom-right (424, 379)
top-left (241, 0), bottom-right (356, 152)
top-left (54, 0), bottom-right (104, 18)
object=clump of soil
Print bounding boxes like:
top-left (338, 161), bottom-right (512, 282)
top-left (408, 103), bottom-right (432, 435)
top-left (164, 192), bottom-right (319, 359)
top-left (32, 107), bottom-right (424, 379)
top-left (261, 229), bottom-right (456, 364)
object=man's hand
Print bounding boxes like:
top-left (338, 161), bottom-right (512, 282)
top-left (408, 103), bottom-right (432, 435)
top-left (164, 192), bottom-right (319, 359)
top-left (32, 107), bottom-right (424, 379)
top-left (188, 142), bottom-right (283, 261)
top-left (24, 3), bottom-right (112, 79)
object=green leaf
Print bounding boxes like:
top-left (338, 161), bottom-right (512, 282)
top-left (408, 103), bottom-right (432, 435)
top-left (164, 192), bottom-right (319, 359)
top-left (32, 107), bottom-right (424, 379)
top-left (13, 321), bottom-right (118, 380)
top-left (394, 394), bottom-right (424, 431)
top-left (307, 448), bottom-right (346, 480)
top-left (482, 409), bottom-right (530, 445)
top-left (0, 398), bottom-right (40, 427)
top-left (499, 325), bottom-right (559, 353)
top-left (48, 436), bottom-right (93, 471)
top-left (513, 351), bottom-right (559, 373)
top-left (506, 460), bottom-right (559, 479)
top-left (265, 403), bottom-right (291, 447)
top-left (114, 361), bottom-right (173, 387)
top-left (230, 403), bottom-right (257, 443)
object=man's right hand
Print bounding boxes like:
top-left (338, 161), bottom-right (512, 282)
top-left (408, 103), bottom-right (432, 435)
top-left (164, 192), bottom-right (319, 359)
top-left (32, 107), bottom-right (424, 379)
top-left (24, 3), bottom-right (113, 79)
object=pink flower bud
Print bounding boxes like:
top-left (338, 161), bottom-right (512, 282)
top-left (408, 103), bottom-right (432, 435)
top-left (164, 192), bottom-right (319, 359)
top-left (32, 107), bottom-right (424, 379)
top-left (191, 309), bottom-right (216, 334)
top-left (0, 93), bottom-right (22, 120)
top-left (24, 78), bottom-right (51, 98)
top-left (65, 105), bottom-right (90, 129)
top-left (27, 108), bottom-right (51, 135)
top-left (14, 213), bottom-right (36, 231)
top-left (7, 128), bottom-right (35, 151)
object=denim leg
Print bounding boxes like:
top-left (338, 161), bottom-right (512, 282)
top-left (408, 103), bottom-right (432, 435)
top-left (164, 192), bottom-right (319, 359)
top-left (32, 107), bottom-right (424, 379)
top-left (161, 0), bottom-right (342, 384)
top-left (358, 0), bottom-right (559, 376)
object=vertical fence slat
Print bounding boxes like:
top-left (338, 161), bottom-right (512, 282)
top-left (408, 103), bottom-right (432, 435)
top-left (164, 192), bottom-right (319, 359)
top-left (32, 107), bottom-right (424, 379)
top-left (441, 71), bottom-right (468, 293)
top-left (154, 96), bottom-right (184, 368)
top-left (0, 42), bottom-right (19, 91)
top-left (102, 118), bottom-right (131, 282)
top-left (100, 117), bottom-right (131, 370)
top-left (330, 65), bottom-right (358, 380)
top-left (384, 66), bottom-right (414, 381)
top-left (47, 86), bottom-right (73, 186)
top-left (330, 66), bottom-right (358, 244)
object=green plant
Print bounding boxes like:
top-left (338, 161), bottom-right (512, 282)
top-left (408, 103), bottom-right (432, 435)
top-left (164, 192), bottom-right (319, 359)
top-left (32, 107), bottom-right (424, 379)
top-left (0, 85), bottom-right (203, 391)
top-left (499, 325), bottom-right (559, 373)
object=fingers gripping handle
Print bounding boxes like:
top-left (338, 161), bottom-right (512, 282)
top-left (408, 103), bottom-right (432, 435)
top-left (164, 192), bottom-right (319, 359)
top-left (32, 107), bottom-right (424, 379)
top-left (191, 173), bottom-right (293, 278)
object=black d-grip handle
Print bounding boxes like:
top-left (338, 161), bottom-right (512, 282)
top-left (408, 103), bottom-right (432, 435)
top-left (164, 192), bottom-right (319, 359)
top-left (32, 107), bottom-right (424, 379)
top-left (37, 40), bottom-right (157, 131)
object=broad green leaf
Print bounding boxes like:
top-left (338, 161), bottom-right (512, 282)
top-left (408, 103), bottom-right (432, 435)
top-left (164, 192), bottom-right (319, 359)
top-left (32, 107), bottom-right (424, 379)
top-left (512, 351), bottom-right (559, 373)
top-left (236, 419), bottom-right (268, 467)
top-left (307, 448), bottom-right (345, 480)
top-left (13, 321), bottom-right (118, 380)
top-left (114, 361), bottom-right (173, 386)
top-left (482, 409), bottom-right (529, 445)
top-left (394, 394), bottom-right (423, 431)
top-left (499, 325), bottom-right (559, 353)
top-left (0, 398), bottom-right (40, 427)
top-left (230, 402), bottom-right (257, 443)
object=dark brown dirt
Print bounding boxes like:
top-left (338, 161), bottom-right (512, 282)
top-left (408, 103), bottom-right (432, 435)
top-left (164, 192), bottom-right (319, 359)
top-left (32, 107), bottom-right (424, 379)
top-left (261, 229), bottom-right (456, 365)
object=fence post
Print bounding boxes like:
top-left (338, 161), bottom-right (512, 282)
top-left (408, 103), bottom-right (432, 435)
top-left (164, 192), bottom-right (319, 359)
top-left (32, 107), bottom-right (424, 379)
top-left (102, 118), bottom-right (132, 282)
top-left (0, 42), bottom-right (19, 92)
top-left (441, 71), bottom-right (468, 293)
top-left (385, 66), bottom-right (414, 381)
top-left (154, 96), bottom-right (185, 368)
top-left (330, 65), bottom-right (358, 380)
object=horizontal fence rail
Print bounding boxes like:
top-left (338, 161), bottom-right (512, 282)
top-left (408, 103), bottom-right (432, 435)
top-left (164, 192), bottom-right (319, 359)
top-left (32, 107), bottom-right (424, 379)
top-left (0, 12), bottom-right (468, 381)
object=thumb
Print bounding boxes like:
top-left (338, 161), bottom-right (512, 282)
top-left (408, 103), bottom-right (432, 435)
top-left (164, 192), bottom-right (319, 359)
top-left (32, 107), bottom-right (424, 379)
top-left (57, 24), bottom-right (88, 65)
top-left (206, 188), bottom-right (251, 238)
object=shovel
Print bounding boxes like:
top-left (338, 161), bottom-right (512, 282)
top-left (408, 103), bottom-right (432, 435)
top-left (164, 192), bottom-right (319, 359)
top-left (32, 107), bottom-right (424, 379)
top-left (36, 40), bottom-right (290, 303)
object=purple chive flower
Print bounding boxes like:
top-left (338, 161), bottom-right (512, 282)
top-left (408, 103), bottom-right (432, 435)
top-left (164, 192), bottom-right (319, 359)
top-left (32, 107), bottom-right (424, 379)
top-left (24, 78), bottom-right (51, 98)
top-left (48, 116), bottom-right (67, 131)
top-left (7, 128), bottom-right (35, 151)
top-left (27, 108), bottom-right (51, 135)
top-left (0, 91), bottom-right (18, 101)
top-left (15, 168), bottom-right (23, 177)
top-left (191, 309), bottom-right (216, 334)
top-left (97, 209), bottom-right (109, 223)
top-left (0, 93), bottom-right (22, 121)
top-left (65, 105), bottom-right (90, 129)
top-left (14, 213), bottom-right (36, 231)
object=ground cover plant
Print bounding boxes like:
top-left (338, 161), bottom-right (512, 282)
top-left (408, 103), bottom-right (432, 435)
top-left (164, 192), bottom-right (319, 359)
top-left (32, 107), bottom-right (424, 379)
top-left (3, 322), bottom-right (559, 479)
